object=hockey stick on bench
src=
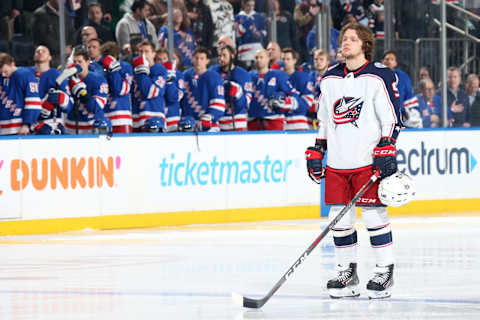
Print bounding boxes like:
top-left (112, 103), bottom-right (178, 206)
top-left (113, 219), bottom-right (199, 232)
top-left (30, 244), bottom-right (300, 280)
top-left (232, 170), bottom-right (381, 309)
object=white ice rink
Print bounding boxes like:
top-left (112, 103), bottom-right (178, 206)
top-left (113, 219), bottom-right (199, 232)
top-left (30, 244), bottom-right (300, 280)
top-left (1, 216), bottom-right (479, 319)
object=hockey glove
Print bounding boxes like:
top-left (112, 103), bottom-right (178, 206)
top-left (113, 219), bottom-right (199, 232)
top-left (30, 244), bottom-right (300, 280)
top-left (305, 139), bottom-right (326, 184)
top-left (100, 55), bottom-right (121, 73)
top-left (228, 81), bottom-right (243, 100)
top-left (269, 92), bottom-right (298, 113)
top-left (163, 61), bottom-right (176, 83)
top-left (373, 137), bottom-right (397, 179)
top-left (47, 89), bottom-right (69, 109)
top-left (402, 107), bottom-right (423, 128)
top-left (133, 55), bottom-right (150, 75)
top-left (69, 76), bottom-right (90, 104)
top-left (40, 95), bottom-right (55, 119)
top-left (200, 114), bottom-right (213, 131)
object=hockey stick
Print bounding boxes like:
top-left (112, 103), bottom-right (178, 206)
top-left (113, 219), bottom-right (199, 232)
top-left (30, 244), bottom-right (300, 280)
top-left (232, 170), bottom-right (381, 309)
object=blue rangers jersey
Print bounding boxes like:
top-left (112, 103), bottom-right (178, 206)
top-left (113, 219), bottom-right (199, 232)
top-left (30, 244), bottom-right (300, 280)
top-left (0, 67), bottom-right (42, 134)
top-left (65, 71), bottom-right (108, 134)
top-left (286, 70), bottom-right (313, 130)
top-left (182, 68), bottom-right (226, 129)
top-left (29, 67), bottom-right (73, 126)
top-left (158, 26), bottom-right (197, 68)
top-left (104, 61), bottom-right (133, 127)
top-left (394, 68), bottom-right (419, 112)
top-left (317, 61), bottom-right (402, 170)
top-left (165, 70), bottom-right (184, 132)
top-left (248, 69), bottom-right (299, 122)
top-left (209, 64), bottom-right (252, 131)
top-left (89, 61), bottom-right (105, 75)
top-left (132, 63), bottom-right (171, 130)
top-left (235, 11), bottom-right (266, 61)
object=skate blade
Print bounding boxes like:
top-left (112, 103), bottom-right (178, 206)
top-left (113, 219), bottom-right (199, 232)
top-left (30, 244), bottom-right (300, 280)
top-left (328, 286), bottom-right (360, 299)
top-left (367, 289), bottom-right (392, 299)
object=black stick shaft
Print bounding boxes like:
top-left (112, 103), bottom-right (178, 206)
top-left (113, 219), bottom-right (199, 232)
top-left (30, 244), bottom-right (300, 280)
top-left (241, 172), bottom-right (380, 308)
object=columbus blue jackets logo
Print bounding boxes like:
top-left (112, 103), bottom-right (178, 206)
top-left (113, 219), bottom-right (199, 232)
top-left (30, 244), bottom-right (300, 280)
top-left (333, 96), bottom-right (364, 127)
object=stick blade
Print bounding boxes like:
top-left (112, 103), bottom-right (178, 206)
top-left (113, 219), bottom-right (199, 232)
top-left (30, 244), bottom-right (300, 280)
top-left (231, 292), bottom-right (265, 309)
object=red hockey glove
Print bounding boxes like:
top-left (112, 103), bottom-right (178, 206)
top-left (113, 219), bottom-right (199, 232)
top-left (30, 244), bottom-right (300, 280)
top-left (200, 114), bottom-right (213, 131)
top-left (373, 137), bottom-right (397, 179)
top-left (133, 55), bottom-right (150, 75)
top-left (228, 81), bottom-right (243, 100)
top-left (100, 55), bottom-right (121, 72)
top-left (163, 61), bottom-right (176, 83)
top-left (69, 76), bottom-right (90, 104)
top-left (305, 139), bottom-right (326, 184)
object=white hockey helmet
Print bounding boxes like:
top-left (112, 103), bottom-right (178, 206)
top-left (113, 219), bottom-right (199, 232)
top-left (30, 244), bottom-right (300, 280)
top-left (378, 171), bottom-right (416, 207)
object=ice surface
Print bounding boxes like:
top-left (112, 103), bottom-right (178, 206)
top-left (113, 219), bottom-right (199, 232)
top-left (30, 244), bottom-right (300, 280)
top-left (0, 216), bottom-right (479, 319)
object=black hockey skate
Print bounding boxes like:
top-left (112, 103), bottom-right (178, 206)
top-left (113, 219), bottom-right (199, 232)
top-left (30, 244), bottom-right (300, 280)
top-left (327, 263), bottom-right (360, 298)
top-left (366, 264), bottom-right (394, 299)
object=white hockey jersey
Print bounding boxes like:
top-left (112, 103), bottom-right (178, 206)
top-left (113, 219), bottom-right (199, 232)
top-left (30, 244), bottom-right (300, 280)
top-left (317, 61), bottom-right (402, 170)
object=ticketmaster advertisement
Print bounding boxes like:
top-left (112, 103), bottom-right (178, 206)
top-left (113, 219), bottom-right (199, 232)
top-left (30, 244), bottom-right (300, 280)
top-left (0, 129), bottom-right (479, 222)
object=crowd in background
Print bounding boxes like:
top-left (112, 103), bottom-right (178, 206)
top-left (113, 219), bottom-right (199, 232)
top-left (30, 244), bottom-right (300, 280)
top-left (0, 0), bottom-right (479, 136)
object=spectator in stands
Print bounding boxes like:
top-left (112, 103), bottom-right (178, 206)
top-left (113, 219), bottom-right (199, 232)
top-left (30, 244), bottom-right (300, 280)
top-left (306, 25), bottom-right (340, 63)
top-left (293, 0), bottom-right (321, 62)
top-left (266, 41), bottom-right (282, 66)
top-left (382, 50), bottom-right (421, 128)
top-left (434, 66), bottom-right (471, 127)
top-left (0, 0), bottom-right (23, 41)
top-left (158, 6), bottom-right (197, 68)
top-left (331, 0), bottom-right (367, 30)
top-left (265, 0), bottom-right (300, 54)
top-left (75, 3), bottom-right (115, 44)
top-left (147, 0), bottom-right (167, 31)
top-left (416, 78), bottom-right (441, 128)
top-left (234, 0), bottom-right (267, 69)
top-left (116, 0), bottom-right (159, 52)
top-left (186, 0), bottom-right (214, 50)
top-left (33, 0), bottom-right (75, 68)
top-left (465, 73), bottom-right (480, 106)
top-left (206, 0), bottom-right (236, 54)
top-left (367, 0), bottom-right (385, 38)
top-left (465, 73), bottom-right (480, 126)
top-left (67, 26), bottom-right (98, 65)
top-left (309, 49), bottom-right (329, 128)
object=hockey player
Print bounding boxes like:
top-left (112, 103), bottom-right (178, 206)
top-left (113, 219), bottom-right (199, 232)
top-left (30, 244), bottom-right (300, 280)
top-left (100, 41), bottom-right (133, 133)
top-left (234, 0), bottom-right (266, 68)
top-left (182, 46), bottom-right (226, 132)
top-left (382, 50), bottom-right (421, 128)
top-left (30, 45), bottom-right (72, 135)
top-left (157, 7), bottom-right (197, 68)
top-left (305, 23), bottom-right (402, 299)
top-left (0, 53), bottom-right (42, 135)
top-left (132, 40), bottom-right (171, 132)
top-left (210, 45), bottom-right (252, 131)
top-left (248, 49), bottom-right (300, 131)
top-left (65, 49), bottom-right (109, 134)
top-left (281, 48), bottom-right (312, 130)
top-left (87, 38), bottom-right (106, 75)
top-left (155, 48), bottom-right (184, 132)
top-left (309, 49), bottom-right (330, 128)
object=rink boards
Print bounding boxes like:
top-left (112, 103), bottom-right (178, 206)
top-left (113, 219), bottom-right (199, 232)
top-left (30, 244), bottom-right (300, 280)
top-left (0, 129), bottom-right (479, 235)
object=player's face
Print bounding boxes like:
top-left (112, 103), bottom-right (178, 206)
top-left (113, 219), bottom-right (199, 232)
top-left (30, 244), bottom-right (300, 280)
top-left (267, 43), bottom-right (280, 62)
top-left (281, 52), bottom-right (296, 70)
top-left (155, 52), bottom-right (169, 64)
top-left (382, 53), bottom-right (397, 69)
top-left (313, 53), bottom-right (329, 71)
top-left (193, 52), bottom-right (209, 71)
top-left (139, 45), bottom-right (155, 65)
top-left (243, 1), bottom-right (255, 13)
top-left (218, 49), bottom-right (232, 69)
top-left (0, 63), bottom-right (15, 78)
top-left (88, 41), bottom-right (102, 60)
top-left (255, 51), bottom-right (268, 69)
top-left (341, 29), bottom-right (364, 60)
top-left (33, 46), bottom-right (52, 64)
top-left (73, 56), bottom-right (89, 75)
